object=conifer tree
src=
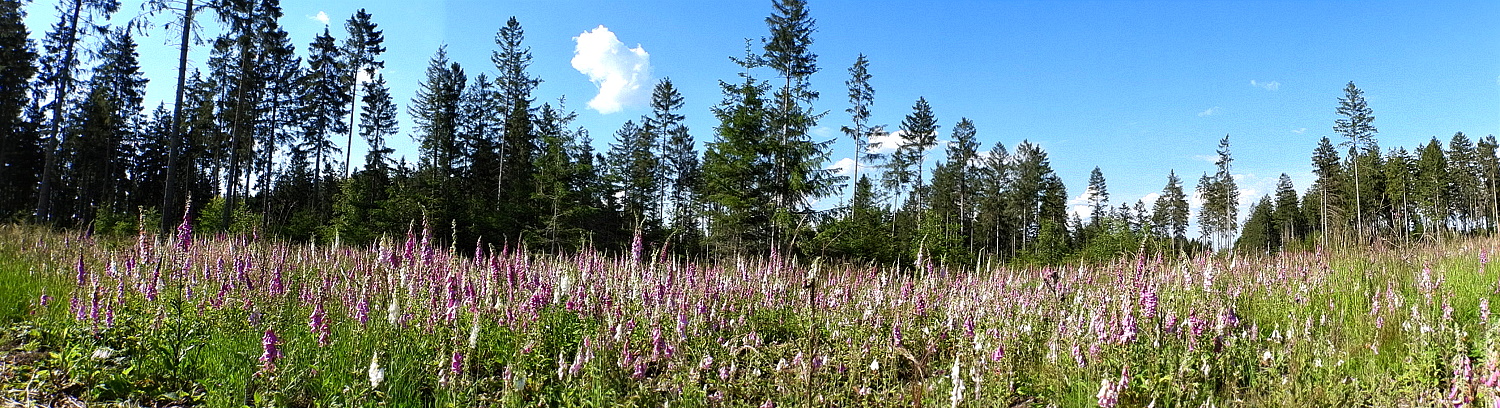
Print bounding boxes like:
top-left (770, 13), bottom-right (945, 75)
top-left (842, 54), bottom-right (874, 185)
top-left (1415, 138), bottom-right (1449, 238)
top-left (342, 9), bottom-right (383, 177)
top-left (1383, 147), bottom-right (1416, 243)
top-left (1310, 137), bottom-right (1343, 244)
top-left (762, 0), bottom-right (835, 249)
top-left (300, 27), bottom-right (350, 215)
top-left (494, 17), bottom-right (541, 235)
top-left (0, 0), bottom-right (37, 216)
top-left (1151, 170), bottom-right (1190, 244)
top-left (64, 28), bottom-right (145, 224)
top-left (35, 0), bottom-right (119, 223)
top-left (1334, 81), bottom-right (1377, 237)
top-left (1087, 167), bottom-right (1109, 226)
top-left (897, 97), bottom-right (938, 213)
top-left (1271, 173), bottom-right (1302, 246)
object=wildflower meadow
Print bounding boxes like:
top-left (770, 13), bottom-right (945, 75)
top-left (1, 220), bottom-right (1498, 407)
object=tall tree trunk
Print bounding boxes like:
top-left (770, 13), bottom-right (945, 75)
top-left (163, 0), bottom-right (195, 234)
top-left (36, 0), bottom-right (85, 224)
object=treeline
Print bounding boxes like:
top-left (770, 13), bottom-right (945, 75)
top-left (0, 0), bottom-right (1492, 266)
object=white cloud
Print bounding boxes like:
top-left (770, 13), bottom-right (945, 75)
top-left (311, 11), bottom-right (329, 25)
top-left (1192, 154), bottom-right (1218, 164)
top-left (1066, 190), bottom-right (1100, 221)
top-left (1139, 192), bottom-right (1161, 207)
top-left (1291, 128), bottom-right (1307, 134)
top-left (866, 129), bottom-right (908, 154)
top-left (1249, 80), bottom-right (1280, 91)
top-left (1197, 107), bottom-right (1219, 117)
top-left (827, 157), bottom-right (856, 177)
top-left (572, 25), bottom-right (652, 114)
top-left (355, 68), bottom-right (380, 86)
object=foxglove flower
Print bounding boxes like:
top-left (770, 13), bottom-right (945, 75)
top-left (369, 353), bottom-right (385, 389)
top-left (1482, 298), bottom-right (1491, 323)
top-left (309, 301), bottom-right (329, 347)
top-left (260, 329), bottom-right (282, 374)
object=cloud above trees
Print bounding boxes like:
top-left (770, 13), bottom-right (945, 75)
top-left (571, 26), bottom-right (651, 114)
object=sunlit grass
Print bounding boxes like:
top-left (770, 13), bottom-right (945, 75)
top-left (0, 223), bottom-right (1497, 407)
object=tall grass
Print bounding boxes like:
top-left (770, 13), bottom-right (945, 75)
top-left (0, 222), bottom-right (1497, 407)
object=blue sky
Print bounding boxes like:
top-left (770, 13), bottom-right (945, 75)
top-left (24, 0), bottom-right (1500, 228)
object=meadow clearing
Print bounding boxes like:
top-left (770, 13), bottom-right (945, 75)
top-left (0, 222), bottom-right (1496, 407)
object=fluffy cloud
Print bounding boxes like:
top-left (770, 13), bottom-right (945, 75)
top-left (1291, 128), bottom-right (1307, 134)
top-left (1197, 107), bottom-right (1219, 117)
top-left (865, 128), bottom-right (907, 154)
top-left (572, 26), bottom-right (652, 114)
top-left (1249, 80), bottom-right (1280, 91)
top-left (311, 11), bottom-right (329, 25)
top-left (827, 157), bottom-right (856, 177)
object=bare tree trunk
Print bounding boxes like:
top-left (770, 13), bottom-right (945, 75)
top-left (163, 0), bottom-right (195, 234)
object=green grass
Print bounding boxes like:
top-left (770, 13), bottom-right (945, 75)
top-left (1, 224), bottom-right (1499, 406)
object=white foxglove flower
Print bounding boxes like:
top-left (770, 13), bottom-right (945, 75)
top-left (369, 353), bottom-right (385, 389)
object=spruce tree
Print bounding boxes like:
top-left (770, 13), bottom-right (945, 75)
top-left (841, 54), bottom-right (873, 185)
top-left (35, 0), bottom-right (119, 223)
top-left (64, 28), bottom-right (145, 224)
top-left (1383, 147), bottom-right (1416, 243)
top-left (299, 27), bottom-right (350, 216)
top-left (762, 0), bottom-right (834, 249)
top-left (607, 120), bottom-right (658, 229)
top-left (1334, 81), bottom-right (1377, 237)
top-left (1310, 137), bottom-right (1343, 244)
top-left (493, 17), bottom-right (541, 234)
top-left (342, 9), bottom-right (383, 177)
top-left (1415, 138), bottom-right (1449, 238)
top-left (1087, 166), bottom-right (1109, 226)
top-left (1151, 170), bottom-right (1190, 245)
top-left (358, 74), bottom-right (397, 177)
top-left (0, 0), bottom-right (38, 216)
top-left (897, 97), bottom-right (939, 214)
top-left (1271, 174), bottom-right (1302, 247)
top-left (409, 47), bottom-right (466, 233)
top-left (1447, 132), bottom-right (1481, 231)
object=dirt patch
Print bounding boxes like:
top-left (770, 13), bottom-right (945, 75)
top-left (5, 352), bottom-right (45, 367)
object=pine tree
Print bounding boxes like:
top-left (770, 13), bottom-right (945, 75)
top-left (761, 0), bottom-right (834, 249)
top-left (35, 0), bottom-right (119, 223)
top-left (1151, 170), bottom-right (1190, 245)
top-left (299, 27), bottom-right (350, 216)
top-left (0, 0), bottom-right (38, 216)
top-left (1383, 147), bottom-right (1416, 243)
top-left (842, 54), bottom-right (874, 185)
top-left (897, 97), bottom-right (939, 213)
top-left (1310, 137), bottom-right (1343, 245)
top-left (342, 9), bottom-right (383, 177)
top-left (1415, 138), bottom-right (1449, 239)
top-left (63, 28), bottom-right (145, 224)
top-left (493, 17), bottom-right (541, 235)
top-left (1271, 173), bottom-right (1302, 247)
top-left (1087, 166), bottom-right (1109, 227)
top-left (1334, 81), bottom-right (1377, 238)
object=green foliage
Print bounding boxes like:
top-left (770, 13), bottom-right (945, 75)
top-left (198, 196), bottom-right (260, 235)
